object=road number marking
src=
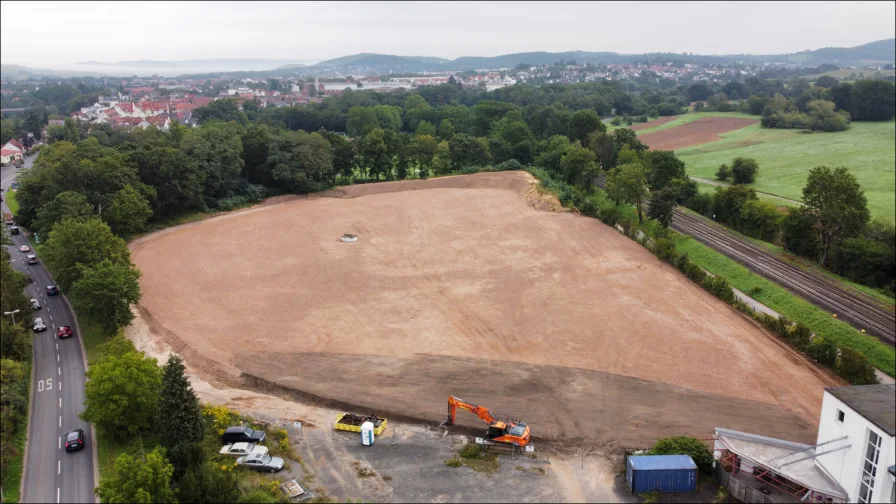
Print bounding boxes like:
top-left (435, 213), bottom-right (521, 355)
top-left (37, 378), bottom-right (53, 392)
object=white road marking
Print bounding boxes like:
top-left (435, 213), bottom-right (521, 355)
top-left (59, 397), bottom-right (61, 408)
top-left (57, 488), bottom-right (60, 503)
top-left (58, 380), bottom-right (61, 390)
top-left (55, 343), bottom-right (58, 350)
top-left (47, 306), bottom-right (50, 312)
top-left (58, 437), bottom-right (61, 449)
top-left (57, 354), bottom-right (59, 363)
top-left (58, 460), bottom-right (61, 475)
top-left (58, 416), bottom-right (61, 427)
top-left (58, 367), bottom-right (61, 375)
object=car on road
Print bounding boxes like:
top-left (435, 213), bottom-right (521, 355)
top-left (221, 426), bottom-right (266, 445)
top-left (64, 429), bottom-right (85, 452)
top-left (19, 245), bottom-right (30, 252)
top-left (236, 452), bottom-right (284, 473)
top-left (26, 254), bottom-right (38, 265)
top-left (57, 326), bottom-right (73, 339)
top-left (220, 442), bottom-right (268, 458)
top-left (30, 298), bottom-right (41, 310)
top-left (9, 226), bottom-right (18, 235)
top-left (46, 285), bottom-right (59, 296)
top-left (33, 317), bottom-right (46, 332)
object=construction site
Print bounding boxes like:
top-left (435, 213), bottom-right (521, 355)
top-left (128, 170), bottom-right (846, 500)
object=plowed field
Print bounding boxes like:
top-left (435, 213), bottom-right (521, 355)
top-left (639, 116), bottom-right (759, 150)
top-left (130, 171), bottom-right (836, 447)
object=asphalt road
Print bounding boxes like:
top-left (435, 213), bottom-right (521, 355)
top-left (2, 158), bottom-right (97, 504)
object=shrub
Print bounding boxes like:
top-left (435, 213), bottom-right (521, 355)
top-left (687, 193), bottom-right (714, 217)
top-left (806, 337), bottom-right (838, 367)
top-left (600, 206), bottom-right (621, 226)
top-left (715, 164), bottom-right (731, 181)
top-left (494, 159), bottom-right (525, 171)
top-left (655, 238), bottom-right (678, 263)
top-left (650, 436), bottom-right (713, 475)
top-left (444, 457), bottom-right (462, 468)
top-left (730, 157), bottom-right (759, 184)
top-left (835, 348), bottom-right (878, 385)
top-left (709, 276), bottom-right (735, 304)
top-left (201, 404), bottom-right (241, 436)
top-left (789, 324), bottom-right (812, 351)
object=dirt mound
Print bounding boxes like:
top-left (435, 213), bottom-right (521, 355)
top-left (131, 171), bottom-right (831, 446)
top-left (639, 117), bottom-right (758, 150)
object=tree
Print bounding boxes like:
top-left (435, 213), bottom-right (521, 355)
top-left (373, 105), bottom-right (403, 132)
top-left (647, 189), bottom-right (676, 228)
top-left (95, 448), bottom-right (175, 504)
top-left (438, 119), bottom-right (456, 141)
top-left (835, 348), bottom-right (877, 385)
top-left (63, 117), bottom-right (80, 142)
top-left (81, 338), bottom-right (162, 440)
top-left (72, 260), bottom-right (142, 334)
top-left (535, 135), bottom-right (571, 178)
top-left (409, 134), bottom-right (438, 179)
top-left (43, 218), bottom-right (132, 291)
top-left (606, 163), bottom-right (649, 222)
top-left (321, 131), bottom-right (356, 181)
top-left (802, 166), bottom-right (870, 265)
top-left (712, 185), bottom-right (757, 228)
top-left (806, 99), bottom-right (850, 132)
top-left (651, 436), bottom-right (713, 475)
top-left (432, 140), bottom-right (452, 175)
top-left (559, 144), bottom-right (599, 189)
top-left (489, 116), bottom-right (535, 165)
top-left (740, 200), bottom-right (781, 242)
top-left (346, 106), bottom-right (378, 137)
top-left (157, 355), bottom-right (204, 448)
top-left (415, 120), bottom-right (437, 138)
top-left (781, 207), bottom-right (820, 259)
top-left (180, 122), bottom-right (245, 203)
top-left (568, 109), bottom-right (604, 145)
top-left (587, 131), bottom-right (615, 170)
top-left (611, 128), bottom-right (647, 155)
top-left (194, 99), bottom-right (247, 125)
top-left (847, 79), bottom-right (896, 121)
top-left (129, 147), bottom-right (206, 219)
top-left (106, 185), bottom-right (152, 235)
top-left (730, 157), bottom-right (759, 184)
top-left (449, 133), bottom-right (491, 171)
top-left (33, 191), bottom-right (95, 239)
top-left (644, 150), bottom-right (686, 191)
top-left (687, 82), bottom-right (712, 102)
top-left (814, 75), bottom-right (839, 89)
top-left (178, 462), bottom-right (241, 504)
top-left (359, 128), bottom-right (391, 180)
top-left (472, 100), bottom-right (518, 136)
top-left (715, 164), bottom-right (731, 181)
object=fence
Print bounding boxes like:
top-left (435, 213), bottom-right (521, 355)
top-left (715, 464), bottom-right (774, 504)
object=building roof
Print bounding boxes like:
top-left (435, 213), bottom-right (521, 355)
top-left (628, 455), bottom-right (696, 471)
top-left (1, 148), bottom-right (18, 156)
top-left (715, 428), bottom-right (848, 500)
top-left (826, 384), bottom-right (896, 436)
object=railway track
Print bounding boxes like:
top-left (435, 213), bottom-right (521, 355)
top-left (594, 175), bottom-right (895, 344)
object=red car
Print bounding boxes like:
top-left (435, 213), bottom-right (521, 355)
top-left (57, 326), bottom-right (73, 339)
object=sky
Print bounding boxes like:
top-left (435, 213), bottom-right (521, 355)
top-left (1, 0), bottom-right (894, 69)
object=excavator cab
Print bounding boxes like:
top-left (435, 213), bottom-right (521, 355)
top-left (486, 421), bottom-right (507, 439)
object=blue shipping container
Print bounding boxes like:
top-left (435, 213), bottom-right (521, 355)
top-left (626, 455), bottom-right (697, 494)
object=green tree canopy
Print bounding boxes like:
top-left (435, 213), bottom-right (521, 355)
top-left (568, 109), bottom-right (604, 145)
top-left (802, 166), bottom-right (870, 265)
top-left (644, 150), bottom-right (686, 191)
top-left (606, 162), bottom-right (649, 222)
top-left (33, 191), bottom-right (95, 239)
top-left (72, 259), bottom-right (142, 334)
top-left (158, 355), bottom-right (204, 448)
top-left (106, 185), bottom-right (153, 235)
top-left (730, 157), bottom-right (759, 185)
top-left (43, 218), bottom-right (132, 291)
top-left (95, 448), bottom-right (175, 503)
top-left (129, 147), bottom-right (206, 219)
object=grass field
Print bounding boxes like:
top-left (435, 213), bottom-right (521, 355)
top-left (803, 69), bottom-right (895, 80)
top-left (676, 121), bottom-right (896, 222)
top-left (5, 188), bottom-right (19, 215)
top-left (673, 234), bottom-right (896, 377)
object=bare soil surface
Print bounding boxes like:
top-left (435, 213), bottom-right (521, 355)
top-left (131, 171), bottom-right (833, 449)
top-left (638, 117), bottom-right (758, 150)
top-left (631, 116), bottom-right (680, 131)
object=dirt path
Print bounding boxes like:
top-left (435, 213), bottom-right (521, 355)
top-left (130, 171), bottom-right (833, 448)
top-left (639, 117), bottom-right (758, 150)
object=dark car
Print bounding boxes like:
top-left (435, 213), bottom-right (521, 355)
top-left (46, 285), bottom-right (59, 296)
top-left (64, 429), bottom-right (85, 452)
top-left (9, 226), bottom-right (19, 235)
top-left (221, 426), bottom-right (266, 445)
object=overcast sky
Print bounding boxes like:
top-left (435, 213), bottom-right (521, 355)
top-left (2, 1), bottom-right (894, 68)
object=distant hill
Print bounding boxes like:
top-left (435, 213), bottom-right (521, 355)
top-left (291, 39), bottom-right (896, 75)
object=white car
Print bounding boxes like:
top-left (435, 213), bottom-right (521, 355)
top-left (33, 317), bottom-right (47, 332)
top-left (219, 442), bottom-right (268, 458)
top-left (30, 298), bottom-right (41, 310)
top-left (19, 245), bottom-right (30, 252)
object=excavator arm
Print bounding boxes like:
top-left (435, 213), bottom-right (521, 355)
top-left (444, 396), bottom-right (497, 427)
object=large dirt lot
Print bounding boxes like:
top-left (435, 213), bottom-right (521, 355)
top-left (639, 116), bottom-right (758, 150)
top-left (131, 171), bottom-right (836, 449)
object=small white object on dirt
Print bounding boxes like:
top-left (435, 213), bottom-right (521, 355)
top-left (341, 234), bottom-right (358, 243)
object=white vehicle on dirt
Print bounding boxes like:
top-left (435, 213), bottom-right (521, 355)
top-left (219, 442), bottom-right (268, 458)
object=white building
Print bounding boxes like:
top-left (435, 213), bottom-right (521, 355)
top-left (714, 384), bottom-right (895, 503)
top-left (816, 384), bottom-right (895, 503)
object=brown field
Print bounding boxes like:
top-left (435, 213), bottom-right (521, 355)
top-left (131, 171), bottom-right (837, 447)
top-left (631, 115), bottom-right (680, 131)
top-left (639, 116), bottom-right (759, 150)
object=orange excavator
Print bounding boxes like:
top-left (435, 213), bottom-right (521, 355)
top-left (442, 396), bottom-right (531, 448)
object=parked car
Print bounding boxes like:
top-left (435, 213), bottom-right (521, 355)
top-left (219, 442), bottom-right (268, 458)
top-left (236, 452), bottom-right (284, 473)
top-left (64, 429), bottom-right (85, 452)
top-left (30, 298), bottom-right (41, 310)
top-left (57, 326), bottom-right (73, 339)
top-left (9, 226), bottom-right (19, 235)
top-left (26, 254), bottom-right (38, 265)
top-left (46, 285), bottom-right (59, 296)
top-left (33, 317), bottom-right (47, 332)
top-left (221, 426), bottom-right (266, 445)
top-left (19, 245), bottom-right (30, 252)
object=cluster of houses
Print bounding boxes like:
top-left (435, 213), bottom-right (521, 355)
top-left (0, 138), bottom-right (26, 165)
top-left (73, 93), bottom-right (215, 130)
